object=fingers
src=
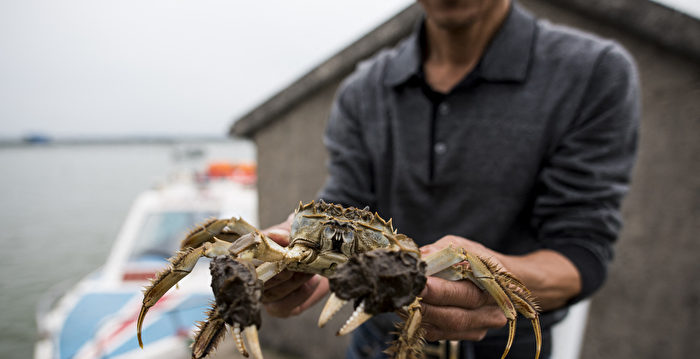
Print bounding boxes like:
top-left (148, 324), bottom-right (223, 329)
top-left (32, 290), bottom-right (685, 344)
top-left (264, 228), bottom-right (290, 246)
top-left (419, 276), bottom-right (507, 342)
top-left (420, 303), bottom-right (508, 342)
top-left (421, 277), bottom-right (494, 308)
top-left (420, 235), bottom-right (495, 262)
top-left (263, 270), bottom-right (295, 288)
top-left (264, 275), bottom-right (326, 318)
top-left (262, 272), bottom-right (314, 303)
top-left (262, 214), bottom-right (294, 247)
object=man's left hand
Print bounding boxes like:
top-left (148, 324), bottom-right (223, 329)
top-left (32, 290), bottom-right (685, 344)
top-left (418, 235), bottom-right (509, 342)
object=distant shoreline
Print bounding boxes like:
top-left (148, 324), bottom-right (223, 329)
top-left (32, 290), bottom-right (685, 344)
top-left (0, 135), bottom-right (249, 148)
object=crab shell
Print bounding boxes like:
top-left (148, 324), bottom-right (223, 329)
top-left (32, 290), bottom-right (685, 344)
top-left (285, 201), bottom-right (417, 275)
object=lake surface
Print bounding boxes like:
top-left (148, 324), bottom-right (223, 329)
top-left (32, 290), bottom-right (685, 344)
top-left (0, 140), bottom-right (255, 358)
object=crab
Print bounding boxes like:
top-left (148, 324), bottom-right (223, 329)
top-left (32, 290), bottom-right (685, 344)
top-left (137, 200), bottom-right (541, 359)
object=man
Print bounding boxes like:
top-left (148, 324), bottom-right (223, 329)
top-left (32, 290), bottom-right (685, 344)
top-left (263, 0), bottom-right (639, 358)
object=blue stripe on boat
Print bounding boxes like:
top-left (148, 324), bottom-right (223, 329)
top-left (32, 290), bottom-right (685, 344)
top-left (107, 294), bottom-right (212, 357)
top-left (59, 293), bottom-right (134, 359)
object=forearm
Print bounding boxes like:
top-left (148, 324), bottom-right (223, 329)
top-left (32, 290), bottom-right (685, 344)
top-left (500, 249), bottom-right (582, 311)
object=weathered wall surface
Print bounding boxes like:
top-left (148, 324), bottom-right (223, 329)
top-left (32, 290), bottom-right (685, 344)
top-left (520, 1), bottom-right (700, 358)
top-left (253, 79), bottom-right (339, 228)
top-left (249, 1), bottom-right (700, 357)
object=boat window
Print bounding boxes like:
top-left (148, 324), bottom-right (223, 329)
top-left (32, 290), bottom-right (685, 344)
top-left (129, 211), bottom-right (216, 260)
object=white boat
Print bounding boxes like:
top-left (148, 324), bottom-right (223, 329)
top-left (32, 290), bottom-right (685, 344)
top-left (34, 164), bottom-right (258, 359)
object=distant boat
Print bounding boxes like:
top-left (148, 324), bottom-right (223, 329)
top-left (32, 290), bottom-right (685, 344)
top-left (23, 134), bottom-right (52, 144)
top-left (34, 163), bottom-right (258, 359)
top-left (171, 145), bottom-right (205, 161)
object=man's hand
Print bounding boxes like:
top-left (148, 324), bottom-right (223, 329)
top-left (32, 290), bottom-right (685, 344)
top-left (419, 235), bottom-right (508, 341)
top-left (260, 215), bottom-right (329, 318)
top-left (419, 234), bottom-right (583, 341)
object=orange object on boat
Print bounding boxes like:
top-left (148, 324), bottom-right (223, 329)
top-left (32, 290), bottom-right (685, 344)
top-left (207, 162), bottom-right (257, 184)
top-left (207, 162), bottom-right (236, 177)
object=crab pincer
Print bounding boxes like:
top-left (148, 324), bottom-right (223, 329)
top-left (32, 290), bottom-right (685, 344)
top-left (318, 249), bottom-right (427, 357)
top-left (197, 256), bottom-right (264, 359)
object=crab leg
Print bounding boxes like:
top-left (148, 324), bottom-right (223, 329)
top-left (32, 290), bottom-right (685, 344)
top-left (423, 245), bottom-right (469, 276)
top-left (189, 233), bottom-right (300, 359)
top-left (385, 298), bottom-right (425, 359)
top-left (137, 239), bottom-right (230, 348)
top-left (181, 216), bottom-right (259, 249)
top-left (229, 231), bottom-right (288, 263)
top-left (424, 247), bottom-right (541, 359)
top-left (464, 253), bottom-right (518, 359)
top-left (496, 271), bottom-right (541, 359)
top-left (192, 304), bottom-right (227, 359)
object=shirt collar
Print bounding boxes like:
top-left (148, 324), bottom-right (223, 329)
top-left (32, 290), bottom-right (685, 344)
top-left (383, 2), bottom-right (537, 86)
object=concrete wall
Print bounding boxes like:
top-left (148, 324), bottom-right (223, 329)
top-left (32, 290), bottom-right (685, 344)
top-left (520, 1), bottom-right (700, 358)
top-left (253, 79), bottom-right (339, 228)
top-left (249, 1), bottom-right (700, 357)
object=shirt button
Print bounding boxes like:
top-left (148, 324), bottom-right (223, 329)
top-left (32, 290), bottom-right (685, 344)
top-left (438, 103), bottom-right (450, 116)
top-left (434, 142), bottom-right (448, 155)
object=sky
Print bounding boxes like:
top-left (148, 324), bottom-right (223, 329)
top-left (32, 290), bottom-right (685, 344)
top-left (651, 0), bottom-right (700, 18)
top-left (0, 0), bottom-right (412, 138)
top-left (1, 0), bottom-right (698, 139)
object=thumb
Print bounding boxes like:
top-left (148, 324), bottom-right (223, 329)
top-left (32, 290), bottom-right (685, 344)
top-left (264, 228), bottom-right (290, 246)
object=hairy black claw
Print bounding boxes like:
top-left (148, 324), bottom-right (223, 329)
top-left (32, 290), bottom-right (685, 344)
top-left (329, 249), bottom-right (426, 315)
top-left (210, 256), bottom-right (263, 329)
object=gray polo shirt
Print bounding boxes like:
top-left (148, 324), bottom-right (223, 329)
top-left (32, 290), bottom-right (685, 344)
top-left (319, 3), bottom-right (639, 303)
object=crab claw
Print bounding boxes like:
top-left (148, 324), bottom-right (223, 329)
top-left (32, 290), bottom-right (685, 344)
top-left (325, 249), bottom-right (426, 338)
top-left (243, 325), bottom-right (264, 359)
top-left (318, 294), bottom-right (372, 336)
top-left (318, 293), bottom-right (347, 328)
top-left (229, 323), bottom-right (264, 359)
top-left (208, 256), bottom-right (264, 357)
top-left (336, 300), bottom-right (373, 336)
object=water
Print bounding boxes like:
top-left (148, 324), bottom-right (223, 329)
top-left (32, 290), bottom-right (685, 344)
top-left (0, 140), bottom-right (255, 358)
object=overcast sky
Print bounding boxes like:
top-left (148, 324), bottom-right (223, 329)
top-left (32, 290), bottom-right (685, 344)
top-left (1, 0), bottom-right (698, 139)
top-left (0, 0), bottom-right (412, 138)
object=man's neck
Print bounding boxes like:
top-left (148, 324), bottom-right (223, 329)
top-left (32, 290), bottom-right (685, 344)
top-left (423, 1), bottom-right (510, 93)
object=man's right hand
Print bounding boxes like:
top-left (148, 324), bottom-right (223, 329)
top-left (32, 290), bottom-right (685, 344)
top-left (262, 271), bottom-right (329, 317)
top-left (260, 218), bottom-right (330, 318)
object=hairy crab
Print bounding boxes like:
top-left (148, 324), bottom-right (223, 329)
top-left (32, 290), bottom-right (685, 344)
top-left (137, 200), bottom-right (541, 359)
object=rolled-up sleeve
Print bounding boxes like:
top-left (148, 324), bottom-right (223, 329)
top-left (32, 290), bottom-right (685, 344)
top-left (317, 77), bottom-right (376, 209)
top-left (534, 44), bottom-right (640, 302)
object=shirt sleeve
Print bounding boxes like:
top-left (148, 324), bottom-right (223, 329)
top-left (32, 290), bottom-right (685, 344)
top-left (534, 44), bottom-right (640, 303)
top-left (317, 76), bottom-right (376, 209)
